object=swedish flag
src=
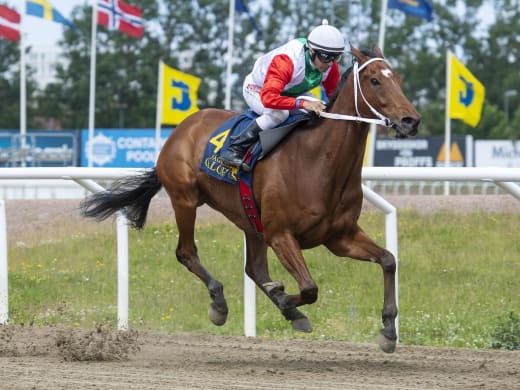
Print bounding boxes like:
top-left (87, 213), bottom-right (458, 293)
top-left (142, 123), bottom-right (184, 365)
top-left (448, 52), bottom-right (485, 127)
top-left (26, 0), bottom-right (76, 31)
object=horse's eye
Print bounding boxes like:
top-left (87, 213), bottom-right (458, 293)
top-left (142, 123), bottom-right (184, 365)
top-left (370, 78), bottom-right (380, 86)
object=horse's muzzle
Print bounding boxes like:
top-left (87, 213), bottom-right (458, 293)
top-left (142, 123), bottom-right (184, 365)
top-left (394, 116), bottom-right (420, 138)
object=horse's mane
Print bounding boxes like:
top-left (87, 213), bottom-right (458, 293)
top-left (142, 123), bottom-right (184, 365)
top-left (326, 49), bottom-right (379, 111)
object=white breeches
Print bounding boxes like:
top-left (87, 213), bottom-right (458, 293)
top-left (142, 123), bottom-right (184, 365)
top-left (243, 74), bottom-right (289, 131)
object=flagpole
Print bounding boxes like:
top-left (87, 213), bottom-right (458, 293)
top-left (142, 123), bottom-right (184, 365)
top-left (224, 0), bottom-right (235, 110)
top-left (378, 0), bottom-right (388, 53)
top-left (19, 27), bottom-right (26, 167)
top-left (368, 0), bottom-right (389, 167)
top-left (154, 60), bottom-right (164, 160)
top-left (444, 50), bottom-right (452, 195)
top-left (88, 1), bottom-right (98, 167)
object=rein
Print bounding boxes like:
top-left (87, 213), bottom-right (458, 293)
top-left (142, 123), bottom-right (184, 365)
top-left (318, 111), bottom-right (388, 126)
top-left (319, 57), bottom-right (392, 127)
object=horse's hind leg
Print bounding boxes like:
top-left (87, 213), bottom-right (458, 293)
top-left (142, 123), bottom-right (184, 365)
top-left (171, 201), bottom-right (229, 326)
top-left (244, 234), bottom-right (312, 332)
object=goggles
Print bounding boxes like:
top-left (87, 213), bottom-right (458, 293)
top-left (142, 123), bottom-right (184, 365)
top-left (314, 50), bottom-right (341, 63)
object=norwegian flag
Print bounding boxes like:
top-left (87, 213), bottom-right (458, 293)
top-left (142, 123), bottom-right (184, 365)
top-left (0, 5), bottom-right (21, 42)
top-left (97, 0), bottom-right (144, 38)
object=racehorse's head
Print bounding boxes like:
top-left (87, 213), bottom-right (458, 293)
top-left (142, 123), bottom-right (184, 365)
top-left (350, 45), bottom-right (420, 138)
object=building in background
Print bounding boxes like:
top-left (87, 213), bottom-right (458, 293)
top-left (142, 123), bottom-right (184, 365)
top-left (27, 44), bottom-right (66, 89)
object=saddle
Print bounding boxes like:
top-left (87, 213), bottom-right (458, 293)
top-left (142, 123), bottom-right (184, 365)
top-left (200, 109), bottom-right (311, 235)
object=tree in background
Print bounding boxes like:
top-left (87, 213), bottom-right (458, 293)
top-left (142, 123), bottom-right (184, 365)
top-left (382, 0), bottom-right (519, 139)
top-left (480, 0), bottom-right (520, 139)
top-left (0, 39), bottom-right (37, 129)
top-left (0, 0), bottom-right (518, 140)
top-left (35, 0), bottom-right (163, 130)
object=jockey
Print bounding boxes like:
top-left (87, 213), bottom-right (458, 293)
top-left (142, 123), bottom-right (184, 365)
top-left (220, 19), bottom-right (346, 168)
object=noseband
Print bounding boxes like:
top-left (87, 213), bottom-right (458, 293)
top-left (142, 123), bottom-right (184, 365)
top-left (319, 57), bottom-right (393, 127)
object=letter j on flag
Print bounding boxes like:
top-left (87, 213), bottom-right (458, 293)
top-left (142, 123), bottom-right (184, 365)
top-left (448, 52), bottom-right (485, 127)
top-left (160, 64), bottom-right (201, 125)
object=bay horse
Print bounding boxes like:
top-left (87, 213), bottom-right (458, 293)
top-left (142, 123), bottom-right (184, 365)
top-left (81, 46), bottom-right (420, 353)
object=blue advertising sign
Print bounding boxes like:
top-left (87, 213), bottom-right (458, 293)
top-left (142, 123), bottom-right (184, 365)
top-left (80, 129), bottom-right (173, 167)
top-left (0, 131), bottom-right (76, 167)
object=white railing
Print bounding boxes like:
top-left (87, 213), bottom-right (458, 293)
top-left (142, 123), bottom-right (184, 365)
top-left (362, 167), bottom-right (520, 201)
top-left (0, 167), bottom-right (519, 337)
top-left (0, 168), bottom-right (138, 330)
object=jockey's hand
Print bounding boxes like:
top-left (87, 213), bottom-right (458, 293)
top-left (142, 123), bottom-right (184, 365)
top-left (302, 100), bottom-right (326, 115)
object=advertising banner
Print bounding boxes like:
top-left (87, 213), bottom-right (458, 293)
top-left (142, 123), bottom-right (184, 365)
top-left (0, 130), bottom-right (76, 166)
top-left (474, 140), bottom-right (520, 167)
top-left (374, 135), bottom-right (469, 167)
top-left (81, 128), bottom-right (173, 167)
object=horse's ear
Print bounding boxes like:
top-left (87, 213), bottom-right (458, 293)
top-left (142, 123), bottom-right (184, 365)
top-left (373, 46), bottom-right (385, 58)
top-left (350, 44), bottom-right (363, 62)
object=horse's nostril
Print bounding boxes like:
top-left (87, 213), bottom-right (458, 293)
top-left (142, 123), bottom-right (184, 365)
top-left (401, 117), bottom-right (420, 135)
top-left (403, 116), bottom-right (420, 128)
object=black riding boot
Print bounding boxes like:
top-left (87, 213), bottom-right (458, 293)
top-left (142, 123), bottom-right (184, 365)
top-left (220, 120), bottom-right (261, 168)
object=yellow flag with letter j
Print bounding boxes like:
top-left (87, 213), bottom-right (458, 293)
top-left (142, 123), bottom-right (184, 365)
top-left (160, 63), bottom-right (201, 125)
top-left (448, 52), bottom-right (485, 127)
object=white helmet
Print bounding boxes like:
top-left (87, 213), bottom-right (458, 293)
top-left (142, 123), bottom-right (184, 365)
top-left (307, 19), bottom-right (345, 54)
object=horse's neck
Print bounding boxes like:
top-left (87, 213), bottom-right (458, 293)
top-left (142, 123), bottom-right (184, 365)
top-left (312, 90), bottom-right (369, 169)
top-left (297, 100), bottom-right (370, 186)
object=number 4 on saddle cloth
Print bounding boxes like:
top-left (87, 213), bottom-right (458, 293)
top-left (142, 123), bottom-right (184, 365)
top-left (200, 109), bottom-right (310, 235)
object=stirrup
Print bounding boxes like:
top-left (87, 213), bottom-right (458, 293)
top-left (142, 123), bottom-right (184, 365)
top-left (240, 162), bottom-right (252, 172)
top-left (221, 158), bottom-right (252, 172)
top-left (220, 150), bottom-right (252, 172)
top-left (220, 150), bottom-right (244, 168)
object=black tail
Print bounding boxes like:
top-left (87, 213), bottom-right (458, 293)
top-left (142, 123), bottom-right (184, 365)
top-left (80, 168), bottom-right (162, 230)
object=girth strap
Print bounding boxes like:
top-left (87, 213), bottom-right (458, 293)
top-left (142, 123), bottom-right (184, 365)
top-left (239, 180), bottom-right (264, 237)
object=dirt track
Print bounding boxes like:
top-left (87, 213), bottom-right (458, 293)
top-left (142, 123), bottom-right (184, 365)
top-left (1, 195), bottom-right (519, 389)
top-left (1, 325), bottom-right (519, 389)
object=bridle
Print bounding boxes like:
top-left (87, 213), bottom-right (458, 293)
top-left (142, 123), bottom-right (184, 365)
top-left (318, 57), bottom-right (394, 127)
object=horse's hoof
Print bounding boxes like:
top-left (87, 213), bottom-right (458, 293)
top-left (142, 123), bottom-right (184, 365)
top-left (377, 332), bottom-right (397, 353)
top-left (291, 317), bottom-right (312, 332)
top-left (208, 304), bottom-right (227, 326)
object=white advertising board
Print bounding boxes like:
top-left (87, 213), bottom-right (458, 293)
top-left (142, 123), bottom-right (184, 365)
top-left (475, 140), bottom-right (520, 167)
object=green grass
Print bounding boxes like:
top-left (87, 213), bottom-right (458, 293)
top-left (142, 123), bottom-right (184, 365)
top-left (7, 210), bottom-right (520, 349)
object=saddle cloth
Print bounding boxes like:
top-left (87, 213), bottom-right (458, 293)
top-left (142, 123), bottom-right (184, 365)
top-left (200, 109), bottom-right (309, 187)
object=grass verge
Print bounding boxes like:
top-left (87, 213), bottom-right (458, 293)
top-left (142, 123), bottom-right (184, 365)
top-left (7, 210), bottom-right (520, 349)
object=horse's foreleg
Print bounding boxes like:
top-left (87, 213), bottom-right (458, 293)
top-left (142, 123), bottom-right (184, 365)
top-left (265, 232), bottom-right (319, 332)
top-left (326, 229), bottom-right (398, 353)
top-left (269, 233), bottom-right (318, 307)
top-left (244, 235), bottom-right (312, 332)
top-left (173, 204), bottom-right (228, 326)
